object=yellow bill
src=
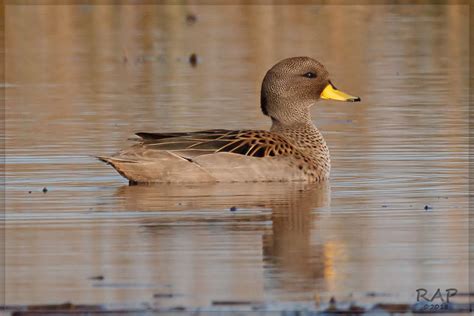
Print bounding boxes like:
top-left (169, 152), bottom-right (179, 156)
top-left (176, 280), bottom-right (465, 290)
top-left (320, 81), bottom-right (361, 102)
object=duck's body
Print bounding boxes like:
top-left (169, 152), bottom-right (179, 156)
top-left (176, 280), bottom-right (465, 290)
top-left (99, 57), bottom-right (360, 183)
top-left (99, 128), bottom-right (329, 183)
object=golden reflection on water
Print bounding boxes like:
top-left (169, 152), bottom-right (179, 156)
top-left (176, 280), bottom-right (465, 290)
top-left (4, 4), bottom-right (469, 309)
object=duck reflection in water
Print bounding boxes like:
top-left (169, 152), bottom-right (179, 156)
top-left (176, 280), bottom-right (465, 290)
top-left (110, 182), bottom-right (331, 301)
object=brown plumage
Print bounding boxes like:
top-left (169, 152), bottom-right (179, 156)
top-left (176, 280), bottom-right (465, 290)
top-left (98, 57), bottom-right (360, 183)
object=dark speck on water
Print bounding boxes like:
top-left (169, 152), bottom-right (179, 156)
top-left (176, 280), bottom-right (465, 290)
top-left (186, 13), bottom-right (197, 24)
top-left (28, 191), bottom-right (32, 194)
top-left (335, 119), bottom-right (353, 124)
top-left (212, 300), bottom-right (258, 306)
top-left (230, 206), bottom-right (237, 212)
top-left (42, 187), bottom-right (48, 193)
top-left (169, 306), bottom-right (186, 311)
top-left (366, 291), bottom-right (389, 297)
top-left (382, 205), bottom-right (387, 208)
top-left (189, 53), bottom-right (198, 67)
top-left (89, 275), bottom-right (104, 281)
top-left (424, 205), bottom-right (433, 211)
top-left (153, 293), bottom-right (174, 298)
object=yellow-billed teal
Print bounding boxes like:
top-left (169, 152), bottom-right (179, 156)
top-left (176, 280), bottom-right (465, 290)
top-left (98, 57), bottom-right (360, 183)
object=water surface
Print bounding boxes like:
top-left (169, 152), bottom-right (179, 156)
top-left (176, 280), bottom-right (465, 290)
top-left (4, 4), bottom-right (469, 312)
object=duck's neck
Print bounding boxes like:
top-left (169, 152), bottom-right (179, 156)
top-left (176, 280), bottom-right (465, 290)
top-left (270, 118), bottom-right (331, 168)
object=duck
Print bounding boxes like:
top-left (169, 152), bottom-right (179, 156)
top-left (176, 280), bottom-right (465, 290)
top-left (98, 57), bottom-right (360, 184)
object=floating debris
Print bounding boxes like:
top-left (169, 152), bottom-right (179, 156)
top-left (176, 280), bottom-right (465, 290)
top-left (366, 291), bottom-right (390, 297)
top-left (212, 300), bottom-right (259, 306)
top-left (381, 205), bottom-right (387, 208)
top-left (189, 53), bottom-right (198, 67)
top-left (153, 293), bottom-right (174, 298)
top-left (42, 187), bottom-right (48, 193)
top-left (424, 204), bottom-right (432, 211)
top-left (89, 275), bottom-right (104, 281)
top-left (28, 191), bottom-right (32, 194)
top-left (186, 13), bottom-right (197, 24)
top-left (230, 206), bottom-right (237, 212)
top-left (168, 306), bottom-right (186, 311)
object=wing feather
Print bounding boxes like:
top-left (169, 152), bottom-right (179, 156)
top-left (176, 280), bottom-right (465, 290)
top-left (134, 129), bottom-right (293, 159)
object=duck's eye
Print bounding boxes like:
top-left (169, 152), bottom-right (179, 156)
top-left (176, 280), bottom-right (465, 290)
top-left (303, 72), bottom-right (317, 79)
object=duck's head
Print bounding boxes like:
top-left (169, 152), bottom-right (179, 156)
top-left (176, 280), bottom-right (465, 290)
top-left (261, 57), bottom-right (360, 125)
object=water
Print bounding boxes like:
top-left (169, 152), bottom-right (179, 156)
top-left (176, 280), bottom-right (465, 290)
top-left (4, 4), bottom-right (469, 312)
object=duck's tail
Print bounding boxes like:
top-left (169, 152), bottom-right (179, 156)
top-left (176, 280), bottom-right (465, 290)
top-left (97, 155), bottom-right (140, 182)
top-left (97, 153), bottom-right (218, 183)
top-left (97, 156), bottom-right (137, 165)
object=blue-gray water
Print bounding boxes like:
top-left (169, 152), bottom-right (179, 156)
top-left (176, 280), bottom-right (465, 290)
top-left (5, 4), bottom-right (469, 312)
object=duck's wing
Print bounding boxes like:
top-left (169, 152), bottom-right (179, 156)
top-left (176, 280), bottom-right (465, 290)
top-left (136, 129), bottom-right (230, 140)
top-left (134, 129), bottom-right (294, 158)
top-left (99, 130), bottom-right (308, 183)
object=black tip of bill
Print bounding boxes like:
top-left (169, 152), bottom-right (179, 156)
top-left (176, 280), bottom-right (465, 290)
top-left (349, 97), bottom-right (361, 102)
